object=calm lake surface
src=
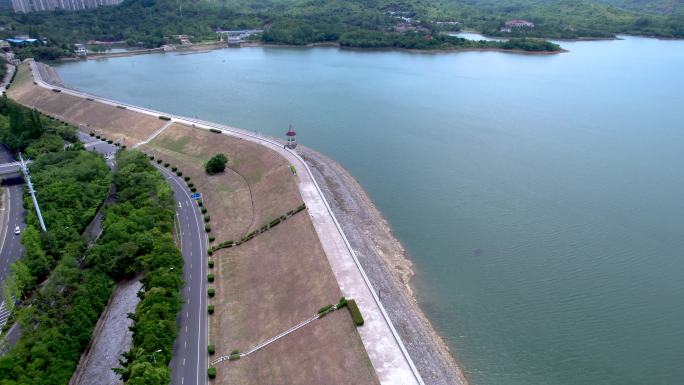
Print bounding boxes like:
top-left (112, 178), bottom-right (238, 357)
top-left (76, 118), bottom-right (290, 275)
top-left (56, 36), bottom-right (684, 385)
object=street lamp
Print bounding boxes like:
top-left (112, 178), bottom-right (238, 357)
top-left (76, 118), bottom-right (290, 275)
top-left (152, 349), bottom-right (162, 364)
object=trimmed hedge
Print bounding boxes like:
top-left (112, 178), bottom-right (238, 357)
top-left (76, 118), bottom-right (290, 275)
top-left (205, 225), bottom-right (211, 233)
top-left (184, 176), bottom-right (191, 181)
top-left (209, 128), bottom-right (221, 133)
top-left (201, 207), bottom-right (207, 214)
top-left (157, 159), bottom-right (162, 164)
top-left (208, 260), bottom-right (215, 268)
top-left (208, 344), bottom-right (215, 354)
top-left (318, 304), bottom-right (334, 314)
top-left (347, 299), bottom-right (364, 326)
top-left (164, 162), bottom-right (170, 167)
top-left (208, 236), bottom-right (215, 242)
top-left (208, 367), bottom-right (216, 378)
top-left (116, 105), bottom-right (126, 109)
top-left (204, 215), bottom-right (210, 222)
top-left (208, 304), bottom-right (215, 314)
top-left (159, 115), bottom-right (171, 121)
top-left (52, 88), bottom-right (61, 92)
top-left (171, 166), bottom-right (177, 172)
top-left (207, 274), bottom-right (214, 282)
top-left (208, 287), bottom-right (215, 297)
top-left (86, 97), bottom-right (94, 101)
top-left (176, 171), bottom-right (182, 176)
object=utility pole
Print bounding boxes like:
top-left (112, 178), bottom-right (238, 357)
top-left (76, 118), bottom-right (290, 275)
top-left (19, 153), bottom-right (46, 232)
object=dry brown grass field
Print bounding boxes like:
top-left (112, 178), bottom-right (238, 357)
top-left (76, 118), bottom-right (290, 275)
top-left (145, 125), bottom-right (378, 384)
top-left (8, 64), bottom-right (163, 144)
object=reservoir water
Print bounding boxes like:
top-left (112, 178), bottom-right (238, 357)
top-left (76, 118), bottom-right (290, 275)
top-left (56, 36), bottom-right (684, 385)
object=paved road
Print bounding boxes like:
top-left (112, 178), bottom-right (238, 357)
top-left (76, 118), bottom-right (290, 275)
top-left (156, 166), bottom-right (208, 385)
top-left (27, 58), bottom-right (421, 384)
top-left (0, 144), bottom-right (25, 330)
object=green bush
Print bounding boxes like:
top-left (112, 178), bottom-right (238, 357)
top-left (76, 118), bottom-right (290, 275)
top-left (184, 176), bottom-right (191, 181)
top-left (269, 218), bottom-right (281, 227)
top-left (159, 115), bottom-right (171, 121)
top-left (204, 215), bottom-right (210, 222)
top-left (201, 207), bottom-right (207, 214)
top-left (229, 351), bottom-right (240, 360)
top-left (116, 105), bottom-right (126, 109)
top-left (208, 344), bottom-right (216, 355)
top-left (107, 140), bottom-right (113, 144)
top-left (95, 135), bottom-right (101, 139)
top-left (208, 274), bottom-right (214, 282)
top-left (208, 304), bottom-right (215, 314)
top-left (209, 128), bottom-right (221, 133)
top-left (198, 200), bottom-right (204, 207)
top-left (188, 182), bottom-right (195, 188)
top-left (149, 155), bottom-right (155, 160)
top-left (208, 236), bottom-right (215, 242)
top-left (89, 132), bottom-right (95, 137)
top-left (205, 153), bottom-right (228, 175)
top-left (52, 88), bottom-right (61, 92)
top-left (171, 166), bottom-right (177, 172)
top-left (157, 159), bottom-right (162, 164)
top-left (208, 260), bottom-right (214, 268)
top-left (347, 299), bottom-right (364, 326)
top-left (207, 249), bottom-right (213, 256)
top-left (205, 225), bottom-right (211, 233)
top-left (191, 187), bottom-right (197, 193)
top-left (176, 171), bottom-right (182, 176)
top-left (164, 162), bottom-right (170, 167)
top-left (208, 287), bottom-right (215, 297)
top-left (337, 297), bottom-right (348, 309)
top-left (86, 97), bottom-right (94, 101)
top-left (208, 367), bottom-right (217, 378)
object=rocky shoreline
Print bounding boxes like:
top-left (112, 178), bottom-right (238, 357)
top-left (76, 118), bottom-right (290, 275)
top-left (299, 146), bottom-right (468, 385)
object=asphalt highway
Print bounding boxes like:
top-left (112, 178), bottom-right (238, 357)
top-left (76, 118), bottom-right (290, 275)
top-left (0, 144), bottom-right (25, 330)
top-left (156, 165), bottom-right (208, 385)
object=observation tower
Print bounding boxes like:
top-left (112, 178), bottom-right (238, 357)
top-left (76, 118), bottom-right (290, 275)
top-left (285, 125), bottom-right (297, 149)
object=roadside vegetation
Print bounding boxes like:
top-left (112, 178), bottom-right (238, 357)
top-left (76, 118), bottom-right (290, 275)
top-left (1, 0), bottom-right (681, 59)
top-left (0, 98), bottom-right (184, 385)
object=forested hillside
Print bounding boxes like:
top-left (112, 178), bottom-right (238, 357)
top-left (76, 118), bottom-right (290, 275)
top-left (0, 0), bottom-right (680, 58)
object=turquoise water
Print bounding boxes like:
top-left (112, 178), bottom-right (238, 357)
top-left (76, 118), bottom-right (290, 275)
top-left (56, 37), bottom-right (684, 385)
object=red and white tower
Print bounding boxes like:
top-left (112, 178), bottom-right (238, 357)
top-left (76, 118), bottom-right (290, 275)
top-left (286, 124), bottom-right (297, 149)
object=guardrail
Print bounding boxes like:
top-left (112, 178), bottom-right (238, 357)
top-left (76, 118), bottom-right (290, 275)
top-left (27, 58), bottom-right (424, 384)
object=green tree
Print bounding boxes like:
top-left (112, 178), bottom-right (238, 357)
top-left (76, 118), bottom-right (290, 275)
top-left (205, 153), bottom-right (228, 175)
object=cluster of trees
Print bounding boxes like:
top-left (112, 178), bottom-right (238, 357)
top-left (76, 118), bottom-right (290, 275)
top-left (0, 0), bottom-right (680, 57)
top-left (0, 103), bottom-right (113, 384)
top-left (97, 151), bottom-right (184, 384)
top-left (0, 99), bottom-right (184, 385)
top-left (339, 30), bottom-right (561, 51)
top-left (0, 97), bottom-right (78, 154)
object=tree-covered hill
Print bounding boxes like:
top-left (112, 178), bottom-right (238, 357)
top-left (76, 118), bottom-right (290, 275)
top-left (0, 0), bottom-right (680, 58)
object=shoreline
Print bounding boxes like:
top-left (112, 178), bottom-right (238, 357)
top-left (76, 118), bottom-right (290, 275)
top-left (62, 39), bottom-right (564, 62)
top-left (299, 147), bottom-right (468, 385)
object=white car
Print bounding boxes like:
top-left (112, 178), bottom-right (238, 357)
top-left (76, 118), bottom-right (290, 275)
top-left (14, 226), bottom-right (20, 235)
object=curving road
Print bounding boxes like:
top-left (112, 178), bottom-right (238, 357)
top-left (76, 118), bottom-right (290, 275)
top-left (156, 165), bottom-right (208, 385)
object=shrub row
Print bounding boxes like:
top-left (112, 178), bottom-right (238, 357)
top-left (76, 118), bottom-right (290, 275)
top-left (159, 115), bottom-right (171, 121)
top-left (209, 203), bottom-right (307, 253)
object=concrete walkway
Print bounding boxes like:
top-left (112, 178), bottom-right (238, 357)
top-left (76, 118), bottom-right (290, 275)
top-left (28, 59), bottom-right (423, 385)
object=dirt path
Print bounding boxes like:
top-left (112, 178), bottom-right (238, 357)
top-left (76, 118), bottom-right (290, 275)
top-left (299, 147), bottom-right (468, 385)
